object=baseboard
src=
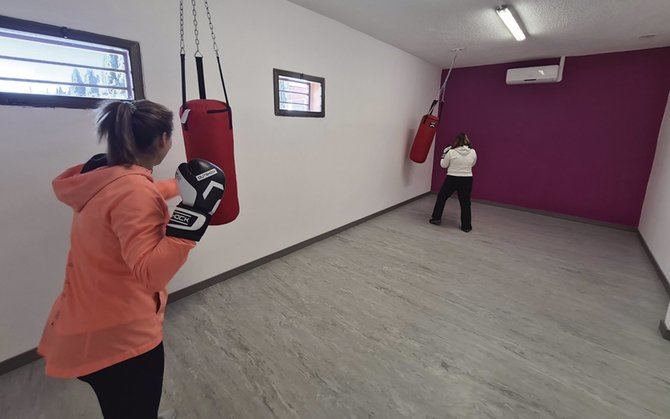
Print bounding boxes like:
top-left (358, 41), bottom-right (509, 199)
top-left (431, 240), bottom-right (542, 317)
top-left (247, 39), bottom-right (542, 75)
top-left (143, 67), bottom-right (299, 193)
top-left (472, 198), bottom-right (637, 232)
top-left (659, 320), bottom-right (670, 340)
top-left (637, 233), bottom-right (670, 341)
top-left (169, 192), bottom-right (431, 303)
top-left (0, 192), bottom-right (432, 376)
top-left (637, 232), bottom-right (670, 297)
top-left (0, 348), bottom-right (40, 377)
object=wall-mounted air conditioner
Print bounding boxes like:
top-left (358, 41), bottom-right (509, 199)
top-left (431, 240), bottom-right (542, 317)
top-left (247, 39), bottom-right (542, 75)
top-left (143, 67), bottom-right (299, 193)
top-left (506, 57), bottom-right (566, 85)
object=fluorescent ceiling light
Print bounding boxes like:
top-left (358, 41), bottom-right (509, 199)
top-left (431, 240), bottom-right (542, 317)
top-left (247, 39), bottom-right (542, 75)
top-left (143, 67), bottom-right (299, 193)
top-left (496, 5), bottom-right (526, 41)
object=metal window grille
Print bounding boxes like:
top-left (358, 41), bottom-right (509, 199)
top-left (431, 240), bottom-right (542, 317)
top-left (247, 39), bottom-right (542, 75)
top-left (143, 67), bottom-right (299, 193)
top-left (278, 76), bottom-right (310, 111)
top-left (0, 29), bottom-right (133, 99)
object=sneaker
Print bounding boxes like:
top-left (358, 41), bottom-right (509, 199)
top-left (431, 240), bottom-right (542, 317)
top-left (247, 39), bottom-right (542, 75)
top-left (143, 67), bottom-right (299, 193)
top-left (429, 219), bottom-right (441, 226)
top-left (461, 226), bottom-right (472, 232)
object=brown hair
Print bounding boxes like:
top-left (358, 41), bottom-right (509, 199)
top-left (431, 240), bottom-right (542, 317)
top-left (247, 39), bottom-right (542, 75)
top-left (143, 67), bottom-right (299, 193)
top-left (452, 133), bottom-right (472, 149)
top-left (96, 100), bottom-right (173, 166)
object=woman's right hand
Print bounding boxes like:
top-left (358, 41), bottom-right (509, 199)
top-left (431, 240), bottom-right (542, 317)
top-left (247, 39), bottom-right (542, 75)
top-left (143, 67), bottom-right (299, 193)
top-left (166, 159), bottom-right (226, 241)
top-left (441, 146), bottom-right (451, 159)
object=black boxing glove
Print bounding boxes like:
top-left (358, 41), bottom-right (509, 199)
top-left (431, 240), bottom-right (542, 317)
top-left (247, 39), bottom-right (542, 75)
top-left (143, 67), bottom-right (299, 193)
top-left (441, 146), bottom-right (451, 159)
top-left (166, 159), bottom-right (226, 242)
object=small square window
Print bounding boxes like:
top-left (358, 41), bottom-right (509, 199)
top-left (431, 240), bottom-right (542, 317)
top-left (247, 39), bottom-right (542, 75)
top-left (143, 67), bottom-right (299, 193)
top-left (273, 69), bottom-right (324, 118)
top-left (0, 15), bottom-right (144, 109)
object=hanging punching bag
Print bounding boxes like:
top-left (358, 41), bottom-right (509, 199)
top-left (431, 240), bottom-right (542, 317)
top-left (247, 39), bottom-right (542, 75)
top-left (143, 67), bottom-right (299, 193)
top-left (409, 100), bottom-right (440, 163)
top-left (408, 49), bottom-right (460, 164)
top-left (179, 1), bottom-right (239, 225)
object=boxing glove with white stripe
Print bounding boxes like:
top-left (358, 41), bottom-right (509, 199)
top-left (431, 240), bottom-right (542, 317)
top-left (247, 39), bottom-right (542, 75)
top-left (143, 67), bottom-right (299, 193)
top-left (166, 159), bottom-right (226, 242)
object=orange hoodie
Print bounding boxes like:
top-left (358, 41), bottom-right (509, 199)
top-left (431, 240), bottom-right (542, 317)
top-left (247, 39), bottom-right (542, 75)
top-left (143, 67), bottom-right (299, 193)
top-left (37, 164), bottom-right (195, 378)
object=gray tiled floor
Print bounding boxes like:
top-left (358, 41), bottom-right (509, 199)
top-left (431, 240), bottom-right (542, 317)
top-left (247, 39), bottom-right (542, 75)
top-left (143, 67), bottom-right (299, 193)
top-left (1, 197), bottom-right (669, 418)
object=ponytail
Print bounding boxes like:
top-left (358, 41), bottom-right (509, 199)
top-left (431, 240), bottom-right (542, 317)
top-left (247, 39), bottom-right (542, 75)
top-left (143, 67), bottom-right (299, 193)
top-left (97, 100), bottom-right (174, 166)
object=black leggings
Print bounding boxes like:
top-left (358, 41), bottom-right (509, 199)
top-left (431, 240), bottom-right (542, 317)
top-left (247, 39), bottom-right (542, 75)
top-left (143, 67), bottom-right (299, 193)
top-left (78, 342), bottom-right (164, 419)
top-left (431, 175), bottom-right (473, 229)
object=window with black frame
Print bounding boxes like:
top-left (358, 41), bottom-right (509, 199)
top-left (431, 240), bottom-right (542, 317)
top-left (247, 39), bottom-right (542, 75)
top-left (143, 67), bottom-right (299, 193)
top-left (273, 69), bottom-right (324, 118)
top-left (0, 15), bottom-right (144, 109)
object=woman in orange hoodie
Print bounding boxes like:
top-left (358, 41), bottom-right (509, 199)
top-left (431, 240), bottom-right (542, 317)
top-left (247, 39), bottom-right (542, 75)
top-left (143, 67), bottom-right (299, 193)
top-left (38, 100), bottom-right (225, 418)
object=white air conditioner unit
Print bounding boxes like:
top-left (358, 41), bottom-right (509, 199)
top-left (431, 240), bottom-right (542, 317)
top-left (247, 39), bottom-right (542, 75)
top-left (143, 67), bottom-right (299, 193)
top-left (506, 57), bottom-right (566, 85)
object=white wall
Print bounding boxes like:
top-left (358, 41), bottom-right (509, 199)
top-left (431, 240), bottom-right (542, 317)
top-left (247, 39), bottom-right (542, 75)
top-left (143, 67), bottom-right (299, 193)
top-left (640, 93), bottom-right (670, 279)
top-left (0, 0), bottom-right (439, 362)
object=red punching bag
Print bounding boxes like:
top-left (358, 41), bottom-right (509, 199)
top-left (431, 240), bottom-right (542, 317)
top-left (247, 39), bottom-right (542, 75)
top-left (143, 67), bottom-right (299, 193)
top-left (180, 98), bottom-right (239, 225)
top-left (178, 1), bottom-right (239, 225)
top-left (409, 100), bottom-right (440, 163)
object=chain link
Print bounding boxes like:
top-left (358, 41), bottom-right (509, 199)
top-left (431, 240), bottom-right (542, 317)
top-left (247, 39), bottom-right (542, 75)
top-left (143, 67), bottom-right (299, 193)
top-left (191, 0), bottom-right (201, 56)
top-left (179, 0), bottom-right (185, 54)
top-left (203, 0), bottom-right (220, 56)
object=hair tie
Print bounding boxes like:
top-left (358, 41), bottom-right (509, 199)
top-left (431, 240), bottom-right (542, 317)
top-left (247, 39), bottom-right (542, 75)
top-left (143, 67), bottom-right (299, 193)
top-left (127, 101), bottom-right (137, 114)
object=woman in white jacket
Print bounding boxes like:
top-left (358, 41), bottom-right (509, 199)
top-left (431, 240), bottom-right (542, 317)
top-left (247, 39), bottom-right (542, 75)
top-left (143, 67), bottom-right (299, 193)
top-left (430, 133), bottom-right (477, 232)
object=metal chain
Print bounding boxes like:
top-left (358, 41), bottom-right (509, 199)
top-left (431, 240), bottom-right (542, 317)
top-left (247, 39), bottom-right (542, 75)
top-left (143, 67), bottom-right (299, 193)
top-left (203, 0), bottom-right (220, 56)
top-left (439, 52), bottom-right (460, 102)
top-left (179, 0), bottom-right (185, 54)
top-left (191, 0), bottom-right (202, 56)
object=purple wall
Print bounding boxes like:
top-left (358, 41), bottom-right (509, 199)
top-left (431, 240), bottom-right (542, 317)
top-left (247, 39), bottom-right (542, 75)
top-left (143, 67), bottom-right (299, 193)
top-left (432, 47), bottom-right (670, 227)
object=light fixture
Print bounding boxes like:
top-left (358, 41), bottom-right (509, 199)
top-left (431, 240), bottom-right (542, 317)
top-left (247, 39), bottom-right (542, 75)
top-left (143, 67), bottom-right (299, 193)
top-left (496, 5), bottom-right (526, 41)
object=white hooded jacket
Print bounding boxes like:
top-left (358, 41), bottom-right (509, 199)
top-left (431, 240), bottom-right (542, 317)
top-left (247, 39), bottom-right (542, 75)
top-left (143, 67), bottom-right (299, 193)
top-left (440, 146), bottom-right (477, 177)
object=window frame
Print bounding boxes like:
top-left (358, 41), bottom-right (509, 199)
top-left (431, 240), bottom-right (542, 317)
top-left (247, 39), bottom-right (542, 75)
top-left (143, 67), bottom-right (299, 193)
top-left (273, 69), bottom-right (325, 118)
top-left (0, 15), bottom-right (145, 109)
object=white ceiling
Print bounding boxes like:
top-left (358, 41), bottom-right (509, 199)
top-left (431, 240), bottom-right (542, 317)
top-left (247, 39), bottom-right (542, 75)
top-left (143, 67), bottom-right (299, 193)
top-left (286, 0), bottom-right (670, 68)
